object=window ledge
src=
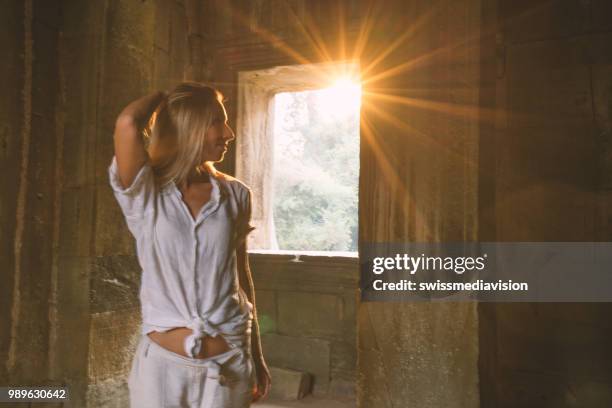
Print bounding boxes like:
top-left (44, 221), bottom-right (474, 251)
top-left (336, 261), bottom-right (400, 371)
top-left (247, 249), bottom-right (359, 265)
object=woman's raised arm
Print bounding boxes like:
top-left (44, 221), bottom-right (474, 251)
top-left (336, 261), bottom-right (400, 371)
top-left (113, 91), bottom-right (165, 189)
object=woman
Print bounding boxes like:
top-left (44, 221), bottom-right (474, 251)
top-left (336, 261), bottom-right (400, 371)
top-left (108, 82), bottom-right (271, 407)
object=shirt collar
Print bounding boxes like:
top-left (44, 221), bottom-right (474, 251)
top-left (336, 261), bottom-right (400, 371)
top-left (209, 173), bottom-right (227, 203)
top-left (170, 169), bottom-right (227, 224)
top-left (201, 162), bottom-right (228, 201)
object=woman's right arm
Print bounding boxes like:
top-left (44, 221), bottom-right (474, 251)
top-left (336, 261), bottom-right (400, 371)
top-left (113, 91), bottom-right (165, 189)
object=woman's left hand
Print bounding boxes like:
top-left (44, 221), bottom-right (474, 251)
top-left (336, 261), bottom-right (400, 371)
top-left (251, 358), bottom-right (271, 402)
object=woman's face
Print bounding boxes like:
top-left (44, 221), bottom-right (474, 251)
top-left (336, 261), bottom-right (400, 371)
top-left (201, 102), bottom-right (235, 163)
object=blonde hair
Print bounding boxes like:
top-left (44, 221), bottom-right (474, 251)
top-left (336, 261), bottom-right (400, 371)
top-left (145, 82), bottom-right (225, 188)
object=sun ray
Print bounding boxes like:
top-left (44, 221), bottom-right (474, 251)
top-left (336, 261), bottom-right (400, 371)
top-left (361, 97), bottom-right (487, 178)
top-left (336, 1), bottom-right (347, 62)
top-left (280, 0), bottom-right (333, 63)
top-left (350, 1), bottom-right (376, 63)
top-left (364, 90), bottom-right (536, 126)
top-left (359, 6), bottom-right (436, 80)
top-left (217, 2), bottom-right (312, 66)
top-left (359, 2), bottom-right (506, 89)
top-left (365, 91), bottom-right (482, 123)
top-left (361, 98), bottom-right (462, 160)
top-left (362, 35), bottom-right (481, 87)
top-left (360, 115), bottom-right (427, 238)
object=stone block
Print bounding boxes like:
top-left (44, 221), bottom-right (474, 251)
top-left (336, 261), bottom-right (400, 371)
top-left (506, 39), bottom-right (592, 124)
top-left (53, 256), bottom-right (91, 384)
top-left (90, 255), bottom-right (141, 314)
top-left (88, 309), bottom-right (141, 382)
top-left (329, 378), bottom-right (355, 398)
top-left (497, 304), bottom-right (612, 382)
top-left (330, 341), bottom-right (356, 380)
top-left (168, 2), bottom-right (188, 84)
top-left (32, 21), bottom-right (59, 118)
top-left (86, 377), bottom-right (129, 408)
top-left (261, 334), bottom-right (330, 394)
top-left (154, 0), bottom-right (171, 52)
top-left (268, 366), bottom-right (311, 400)
top-left (254, 289), bottom-right (276, 334)
top-left (153, 47), bottom-right (171, 92)
top-left (498, 369), bottom-right (612, 408)
top-left (358, 303), bottom-right (479, 408)
top-left (593, 0), bottom-right (612, 31)
top-left (94, 184), bottom-right (139, 257)
top-left (358, 346), bottom-right (393, 408)
top-left (249, 253), bottom-right (359, 295)
top-left (61, 109), bottom-right (97, 189)
top-left (32, 0), bottom-right (61, 29)
top-left (501, 0), bottom-right (590, 44)
top-left (59, 186), bottom-right (95, 257)
top-left (277, 291), bottom-right (342, 338)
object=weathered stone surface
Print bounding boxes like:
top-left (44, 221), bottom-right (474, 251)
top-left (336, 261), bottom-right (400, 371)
top-left (90, 255), bottom-right (141, 314)
top-left (2, 0), bottom-right (63, 386)
top-left (153, 47), bottom-right (172, 92)
top-left (52, 255), bottom-right (91, 407)
top-left (329, 378), bottom-right (355, 399)
top-left (255, 289), bottom-right (277, 334)
top-left (497, 369), bottom-right (612, 408)
top-left (95, 184), bottom-right (139, 257)
top-left (268, 366), bottom-right (312, 400)
top-left (357, 346), bottom-right (392, 408)
top-left (88, 309), bottom-right (140, 383)
top-left (154, 0), bottom-right (171, 52)
top-left (262, 334), bottom-right (331, 394)
top-left (277, 291), bottom-right (342, 338)
top-left (330, 341), bottom-right (356, 381)
top-left (0, 0), bottom-right (23, 383)
top-left (506, 40), bottom-right (592, 123)
top-left (95, 0), bottom-right (156, 185)
top-left (250, 254), bottom-right (359, 294)
top-left (359, 302), bottom-right (479, 408)
top-left (86, 377), bottom-right (129, 408)
top-left (592, 0), bottom-right (612, 32)
top-left (501, 0), bottom-right (591, 45)
top-left (251, 256), bottom-right (359, 397)
top-left (168, 1), bottom-right (188, 84)
top-left (58, 186), bottom-right (95, 258)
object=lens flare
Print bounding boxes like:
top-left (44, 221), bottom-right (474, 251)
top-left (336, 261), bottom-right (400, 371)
top-left (317, 77), bottom-right (362, 117)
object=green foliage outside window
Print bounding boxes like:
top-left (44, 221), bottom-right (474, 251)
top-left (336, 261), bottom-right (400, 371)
top-left (273, 89), bottom-right (360, 252)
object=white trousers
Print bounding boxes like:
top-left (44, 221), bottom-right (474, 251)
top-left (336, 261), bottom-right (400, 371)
top-left (128, 335), bottom-right (255, 408)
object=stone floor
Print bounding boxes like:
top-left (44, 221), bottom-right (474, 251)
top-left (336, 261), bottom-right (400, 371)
top-left (253, 396), bottom-right (356, 408)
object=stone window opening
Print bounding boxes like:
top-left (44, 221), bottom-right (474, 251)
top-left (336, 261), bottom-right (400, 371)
top-left (236, 62), bottom-right (361, 256)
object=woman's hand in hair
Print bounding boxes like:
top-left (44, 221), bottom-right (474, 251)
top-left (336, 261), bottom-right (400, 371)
top-left (117, 91), bottom-right (166, 130)
top-left (113, 91), bottom-right (165, 190)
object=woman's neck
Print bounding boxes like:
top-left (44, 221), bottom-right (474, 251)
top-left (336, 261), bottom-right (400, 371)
top-left (182, 165), bottom-right (212, 189)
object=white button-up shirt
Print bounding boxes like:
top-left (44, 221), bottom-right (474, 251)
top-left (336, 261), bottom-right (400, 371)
top-left (108, 156), bottom-right (254, 357)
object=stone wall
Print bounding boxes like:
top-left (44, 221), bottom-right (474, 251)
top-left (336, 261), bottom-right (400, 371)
top-left (479, 1), bottom-right (612, 406)
top-left (0, 0), bottom-right (26, 386)
top-left (355, 0), bottom-right (483, 405)
top-left (1, 0), bottom-right (62, 391)
top-left (1, 0), bottom-right (196, 406)
top-left (86, 0), bottom-right (198, 406)
top-left (250, 253), bottom-right (359, 397)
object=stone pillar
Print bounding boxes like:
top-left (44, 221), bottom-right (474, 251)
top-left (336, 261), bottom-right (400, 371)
top-left (357, 0), bottom-right (483, 406)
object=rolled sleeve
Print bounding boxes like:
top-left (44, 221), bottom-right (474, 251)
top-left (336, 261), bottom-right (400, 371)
top-left (236, 188), bottom-right (256, 245)
top-left (108, 155), bottom-right (156, 225)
